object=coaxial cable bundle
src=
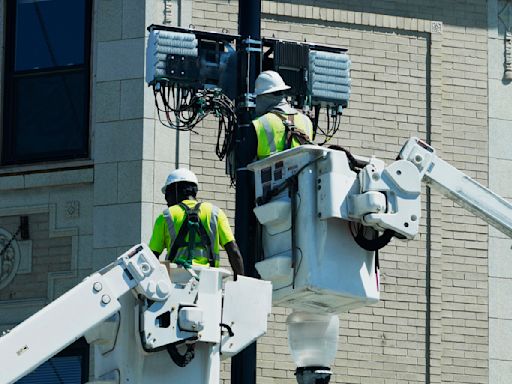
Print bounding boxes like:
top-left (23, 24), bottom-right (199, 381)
top-left (153, 84), bottom-right (237, 161)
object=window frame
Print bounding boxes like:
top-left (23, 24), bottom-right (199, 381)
top-left (2, 0), bottom-right (93, 166)
top-left (17, 337), bottom-right (90, 383)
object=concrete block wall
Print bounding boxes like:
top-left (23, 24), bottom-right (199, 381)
top-left (90, 0), bottom-right (189, 266)
top-left (190, 0), bottom-right (493, 383)
top-left (438, 14), bottom-right (489, 384)
top-left (93, 0), bottom-right (150, 265)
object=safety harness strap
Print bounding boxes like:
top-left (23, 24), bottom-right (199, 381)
top-left (271, 112), bottom-right (313, 150)
top-left (168, 202), bottom-right (215, 267)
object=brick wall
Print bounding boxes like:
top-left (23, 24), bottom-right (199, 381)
top-left (439, 14), bottom-right (489, 384)
top-left (190, 1), bottom-right (489, 383)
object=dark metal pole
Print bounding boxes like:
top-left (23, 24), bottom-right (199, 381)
top-left (232, 0), bottom-right (261, 383)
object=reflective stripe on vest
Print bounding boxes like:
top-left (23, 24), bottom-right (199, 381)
top-left (260, 114), bottom-right (277, 153)
top-left (163, 203), bottom-right (220, 266)
top-left (253, 112), bottom-right (313, 159)
top-left (209, 205), bottom-right (219, 256)
top-left (163, 209), bottom-right (177, 245)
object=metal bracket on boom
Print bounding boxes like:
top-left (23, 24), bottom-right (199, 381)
top-left (118, 245), bottom-right (171, 301)
top-left (350, 156), bottom-right (422, 239)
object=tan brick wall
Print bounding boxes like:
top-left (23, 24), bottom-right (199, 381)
top-left (190, 1), bottom-right (489, 383)
top-left (440, 21), bottom-right (489, 384)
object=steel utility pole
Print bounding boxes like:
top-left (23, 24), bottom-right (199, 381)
top-left (232, 0), bottom-right (261, 383)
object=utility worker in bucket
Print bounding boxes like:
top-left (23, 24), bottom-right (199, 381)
top-left (149, 168), bottom-right (244, 278)
top-left (251, 70), bottom-right (314, 160)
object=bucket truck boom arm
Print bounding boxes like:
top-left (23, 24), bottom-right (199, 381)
top-left (398, 137), bottom-right (512, 238)
top-left (0, 244), bottom-right (171, 384)
top-left (0, 244), bottom-right (272, 384)
top-left (328, 137), bottom-right (512, 241)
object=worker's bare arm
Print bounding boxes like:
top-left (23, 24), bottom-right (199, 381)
top-left (224, 241), bottom-right (245, 278)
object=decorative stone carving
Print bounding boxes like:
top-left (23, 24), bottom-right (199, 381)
top-left (431, 21), bottom-right (443, 34)
top-left (0, 228), bottom-right (21, 290)
top-left (65, 200), bottom-right (80, 219)
top-left (499, 1), bottom-right (512, 80)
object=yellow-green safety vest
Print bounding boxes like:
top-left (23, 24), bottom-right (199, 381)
top-left (162, 202), bottom-right (222, 267)
top-left (253, 112), bottom-right (313, 160)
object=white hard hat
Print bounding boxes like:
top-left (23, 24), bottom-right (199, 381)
top-left (254, 70), bottom-right (290, 96)
top-left (161, 168), bottom-right (199, 194)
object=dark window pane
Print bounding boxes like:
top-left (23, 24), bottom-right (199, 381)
top-left (10, 71), bottom-right (88, 162)
top-left (17, 356), bottom-right (83, 384)
top-left (15, 0), bottom-right (86, 71)
top-left (3, 0), bottom-right (91, 165)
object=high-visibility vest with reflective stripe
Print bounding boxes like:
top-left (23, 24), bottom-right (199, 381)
top-left (253, 112), bottom-right (313, 160)
top-left (163, 202), bottom-right (221, 267)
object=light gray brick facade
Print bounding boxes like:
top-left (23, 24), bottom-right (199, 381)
top-left (0, 0), bottom-right (510, 383)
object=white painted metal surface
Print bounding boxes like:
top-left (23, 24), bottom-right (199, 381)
top-left (88, 267), bottom-right (271, 384)
top-left (220, 276), bottom-right (272, 357)
top-left (250, 138), bottom-right (512, 315)
top-left (88, 292), bottom-right (222, 384)
top-left (118, 245), bottom-right (172, 301)
top-left (249, 146), bottom-right (382, 313)
top-left (400, 137), bottom-right (512, 238)
top-left (248, 138), bottom-right (512, 381)
top-left (355, 158), bottom-right (422, 238)
top-left (0, 244), bottom-right (272, 384)
top-left (0, 244), bottom-right (153, 384)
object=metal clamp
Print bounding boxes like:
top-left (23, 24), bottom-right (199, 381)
top-left (241, 38), bottom-right (262, 53)
top-left (238, 92), bottom-right (256, 109)
top-left (117, 244), bottom-right (171, 301)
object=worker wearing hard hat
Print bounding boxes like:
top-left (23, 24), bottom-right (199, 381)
top-left (149, 168), bottom-right (244, 277)
top-left (251, 70), bottom-right (314, 160)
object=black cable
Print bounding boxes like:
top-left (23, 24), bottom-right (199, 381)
top-left (256, 154), bottom-right (325, 206)
top-left (313, 105), bottom-right (344, 146)
top-left (312, 105), bottom-right (320, 141)
top-left (349, 222), bottom-right (395, 251)
top-left (153, 84), bottom-right (238, 163)
top-left (167, 342), bottom-right (196, 367)
top-left (327, 144), bottom-right (366, 172)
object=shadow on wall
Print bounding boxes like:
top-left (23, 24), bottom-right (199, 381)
top-left (261, 0), bottom-right (488, 29)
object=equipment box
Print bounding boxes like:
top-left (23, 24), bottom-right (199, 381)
top-left (248, 145), bottom-right (379, 313)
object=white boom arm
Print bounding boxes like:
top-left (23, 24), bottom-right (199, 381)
top-left (399, 137), bottom-right (512, 238)
top-left (0, 244), bottom-right (164, 384)
top-left (0, 244), bottom-right (272, 384)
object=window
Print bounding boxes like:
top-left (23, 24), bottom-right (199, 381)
top-left (2, 0), bottom-right (92, 165)
top-left (17, 337), bottom-right (89, 383)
